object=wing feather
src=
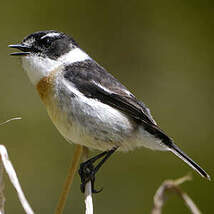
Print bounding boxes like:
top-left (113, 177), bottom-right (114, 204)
top-left (63, 60), bottom-right (172, 145)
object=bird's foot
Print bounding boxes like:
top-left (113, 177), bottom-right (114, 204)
top-left (79, 160), bottom-right (103, 193)
top-left (78, 147), bottom-right (118, 194)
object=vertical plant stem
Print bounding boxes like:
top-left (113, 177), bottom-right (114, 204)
top-left (82, 147), bottom-right (93, 214)
top-left (55, 145), bottom-right (83, 214)
top-left (0, 158), bottom-right (5, 214)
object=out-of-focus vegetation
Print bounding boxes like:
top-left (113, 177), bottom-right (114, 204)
top-left (0, 0), bottom-right (213, 213)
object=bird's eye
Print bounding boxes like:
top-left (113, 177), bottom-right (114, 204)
top-left (40, 37), bottom-right (53, 48)
top-left (45, 38), bottom-right (50, 43)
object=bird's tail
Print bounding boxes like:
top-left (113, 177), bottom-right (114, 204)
top-left (169, 142), bottom-right (210, 180)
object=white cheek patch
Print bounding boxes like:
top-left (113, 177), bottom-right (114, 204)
top-left (22, 47), bottom-right (90, 85)
top-left (22, 55), bottom-right (59, 85)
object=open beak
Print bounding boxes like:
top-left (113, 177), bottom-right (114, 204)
top-left (8, 44), bottom-right (31, 56)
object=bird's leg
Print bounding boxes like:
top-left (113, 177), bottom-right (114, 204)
top-left (78, 147), bottom-right (118, 193)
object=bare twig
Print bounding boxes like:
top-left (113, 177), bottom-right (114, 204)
top-left (0, 116), bottom-right (33, 214)
top-left (0, 117), bottom-right (22, 127)
top-left (55, 145), bottom-right (83, 214)
top-left (151, 174), bottom-right (201, 214)
top-left (0, 145), bottom-right (34, 214)
top-left (0, 157), bottom-right (5, 214)
top-left (82, 147), bottom-right (93, 214)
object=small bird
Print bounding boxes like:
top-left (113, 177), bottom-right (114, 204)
top-left (9, 30), bottom-right (210, 192)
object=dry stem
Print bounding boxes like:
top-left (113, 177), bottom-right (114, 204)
top-left (55, 145), bottom-right (83, 214)
top-left (0, 145), bottom-right (34, 214)
top-left (82, 147), bottom-right (93, 214)
top-left (0, 117), bottom-right (21, 127)
top-left (151, 174), bottom-right (201, 214)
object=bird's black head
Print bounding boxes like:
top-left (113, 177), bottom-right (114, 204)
top-left (9, 30), bottom-right (78, 59)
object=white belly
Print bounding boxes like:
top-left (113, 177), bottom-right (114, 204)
top-left (45, 82), bottom-right (167, 152)
top-left (47, 92), bottom-right (136, 151)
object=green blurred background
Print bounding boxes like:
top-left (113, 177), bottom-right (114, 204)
top-left (0, 0), bottom-right (213, 213)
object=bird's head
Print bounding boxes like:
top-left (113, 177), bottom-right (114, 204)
top-left (9, 30), bottom-right (89, 85)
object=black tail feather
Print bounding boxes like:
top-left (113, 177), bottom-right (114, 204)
top-left (169, 142), bottom-right (210, 180)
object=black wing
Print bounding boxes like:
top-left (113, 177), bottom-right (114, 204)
top-left (63, 60), bottom-right (172, 145)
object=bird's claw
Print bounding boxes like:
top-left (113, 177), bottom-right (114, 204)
top-left (78, 161), bottom-right (103, 194)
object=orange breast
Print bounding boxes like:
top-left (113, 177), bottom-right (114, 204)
top-left (36, 69), bottom-right (59, 103)
top-left (36, 68), bottom-right (66, 126)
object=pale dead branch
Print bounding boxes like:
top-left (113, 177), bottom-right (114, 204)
top-left (151, 174), bottom-right (201, 214)
top-left (0, 157), bottom-right (5, 214)
top-left (82, 146), bottom-right (93, 214)
top-left (55, 145), bottom-right (83, 214)
top-left (0, 145), bottom-right (34, 214)
top-left (0, 117), bottom-right (22, 127)
top-left (0, 117), bottom-right (34, 214)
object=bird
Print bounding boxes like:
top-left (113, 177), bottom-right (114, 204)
top-left (9, 30), bottom-right (210, 193)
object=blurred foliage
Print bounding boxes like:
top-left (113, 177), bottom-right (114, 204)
top-left (0, 0), bottom-right (213, 213)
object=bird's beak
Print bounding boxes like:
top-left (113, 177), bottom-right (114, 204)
top-left (8, 44), bottom-right (31, 56)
